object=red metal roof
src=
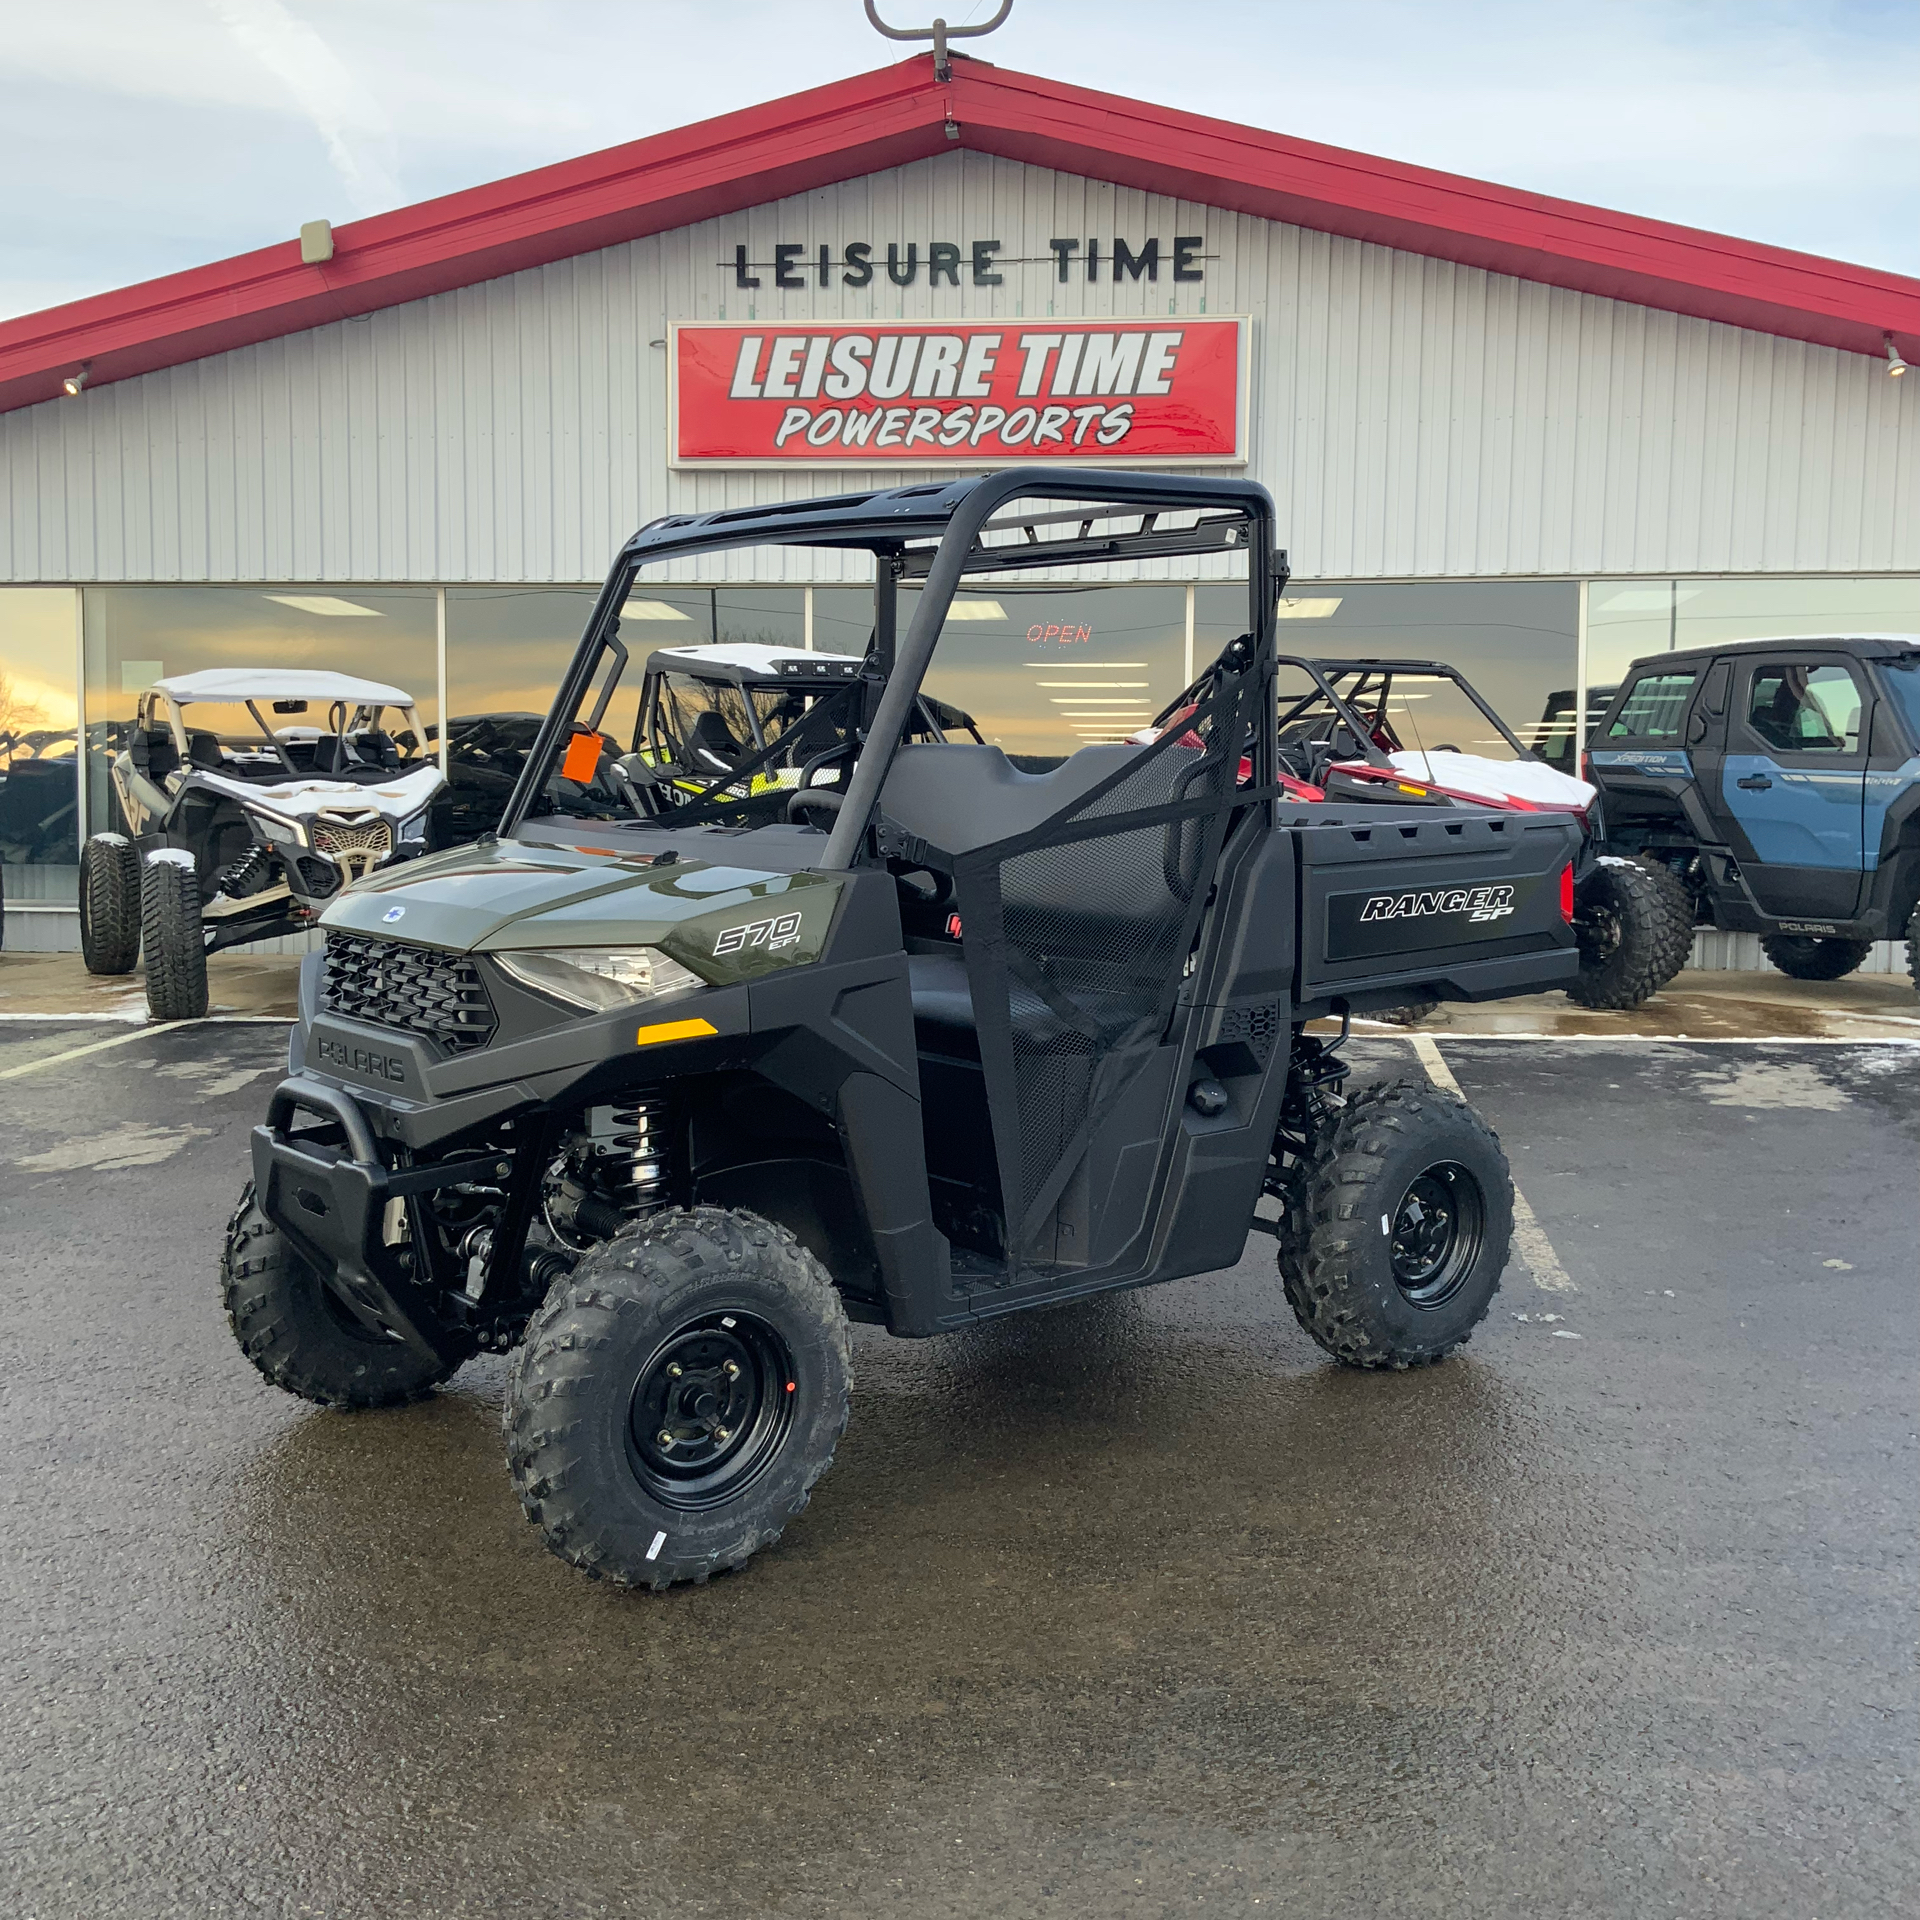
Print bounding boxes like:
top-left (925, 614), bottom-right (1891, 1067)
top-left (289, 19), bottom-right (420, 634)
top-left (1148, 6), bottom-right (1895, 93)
top-left (4, 53), bottom-right (1916, 415)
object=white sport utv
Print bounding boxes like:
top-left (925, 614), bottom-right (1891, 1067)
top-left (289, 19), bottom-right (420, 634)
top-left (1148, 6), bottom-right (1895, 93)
top-left (83, 669), bottom-right (446, 1019)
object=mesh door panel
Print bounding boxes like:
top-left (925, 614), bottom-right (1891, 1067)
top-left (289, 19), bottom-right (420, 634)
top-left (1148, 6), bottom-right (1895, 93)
top-left (938, 658), bottom-right (1261, 1271)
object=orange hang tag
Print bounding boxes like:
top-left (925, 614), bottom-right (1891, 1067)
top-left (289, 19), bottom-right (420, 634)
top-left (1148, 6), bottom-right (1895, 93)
top-left (560, 730), bottom-right (605, 783)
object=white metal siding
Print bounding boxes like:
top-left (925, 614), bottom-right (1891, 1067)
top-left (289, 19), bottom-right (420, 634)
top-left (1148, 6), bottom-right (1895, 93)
top-left (4, 151), bottom-right (1915, 585)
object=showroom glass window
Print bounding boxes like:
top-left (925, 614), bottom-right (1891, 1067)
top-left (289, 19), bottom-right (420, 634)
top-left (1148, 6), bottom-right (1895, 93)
top-left (81, 587), bottom-right (438, 836)
top-left (1206, 580), bottom-right (1580, 767)
top-left (0, 588), bottom-right (81, 906)
top-left (911, 583), bottom-right (1189, 761)
top-left (1586, 577), bottom-right (1920, 741)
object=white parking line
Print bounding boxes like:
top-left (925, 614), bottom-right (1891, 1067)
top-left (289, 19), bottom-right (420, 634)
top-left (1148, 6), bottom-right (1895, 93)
top-left (1408, 1032), bottom-right (1578, 1295)
top-left (0, 1021), bottom-right (280, 1082)
top-left (0, 1024), bottom-right (174, 1080)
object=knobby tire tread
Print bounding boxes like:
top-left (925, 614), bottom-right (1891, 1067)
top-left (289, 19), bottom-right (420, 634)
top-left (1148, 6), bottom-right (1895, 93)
top-left (1278, 1078), bottom-right (1509, 1371)
top-left (504, 1206), bottom-right (852, 1592)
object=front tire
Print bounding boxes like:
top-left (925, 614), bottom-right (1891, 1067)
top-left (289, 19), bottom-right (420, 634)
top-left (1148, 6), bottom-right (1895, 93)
top-left (141, 854), bottom-right (209, 1019)
top-left (1279, 1079), bottom-right (1514, 1370)
top-left (505, 1207), bottom-right (852, 1590)
top-left (80, 833), bottom-right (142, 974)
top-left (1567, 855), bottom-right (1694, 1010)
top-left (220, 1183), bottom-right (472, 1407)
top-left (1759, 933), bottom-right (1874, 981)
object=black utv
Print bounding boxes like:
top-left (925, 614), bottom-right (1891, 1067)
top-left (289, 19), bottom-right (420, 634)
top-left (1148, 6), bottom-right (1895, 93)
top-left (226, 470), bottom-right (1585, 1590)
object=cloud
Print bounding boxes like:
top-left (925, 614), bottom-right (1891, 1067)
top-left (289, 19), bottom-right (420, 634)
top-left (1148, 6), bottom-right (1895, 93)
top-left (0, 0), bottom-right (1913, 324)
top-left (206, 0), bottom-right (398, 214)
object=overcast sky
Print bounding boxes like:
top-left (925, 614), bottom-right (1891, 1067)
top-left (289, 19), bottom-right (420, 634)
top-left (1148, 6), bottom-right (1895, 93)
top-left (3, 0), bottom-right (1914, 322)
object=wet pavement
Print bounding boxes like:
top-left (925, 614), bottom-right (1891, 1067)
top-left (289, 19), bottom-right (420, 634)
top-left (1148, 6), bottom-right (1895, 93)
top-left (1, 1022), bottom-right (1914, 1918)
top-left (6, 946), bottom-right (1918, 1040)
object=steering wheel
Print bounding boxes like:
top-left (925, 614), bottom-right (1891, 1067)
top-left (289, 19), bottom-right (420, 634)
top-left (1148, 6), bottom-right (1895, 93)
top-left (786, 788), bottom-right (844, 825)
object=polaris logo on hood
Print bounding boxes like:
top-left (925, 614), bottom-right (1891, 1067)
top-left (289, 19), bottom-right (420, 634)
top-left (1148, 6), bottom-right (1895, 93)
top-left (1360, 885), bottom-right (1515, 925)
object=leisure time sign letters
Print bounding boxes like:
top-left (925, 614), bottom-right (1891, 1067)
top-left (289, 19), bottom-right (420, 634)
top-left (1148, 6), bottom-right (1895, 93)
top-left (669, 319), bottom-right (1248, 468)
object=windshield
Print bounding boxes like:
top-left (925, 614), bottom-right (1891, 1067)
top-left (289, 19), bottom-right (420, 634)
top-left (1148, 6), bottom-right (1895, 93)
top-left (160, 698), bottom-right (427, 777)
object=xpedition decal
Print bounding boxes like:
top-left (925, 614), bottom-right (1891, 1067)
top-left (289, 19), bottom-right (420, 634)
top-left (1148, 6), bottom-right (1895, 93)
top-left (671, 318), bottom-right (1246, 467)
top-left (1360, 885), bottom-right (1515, 925)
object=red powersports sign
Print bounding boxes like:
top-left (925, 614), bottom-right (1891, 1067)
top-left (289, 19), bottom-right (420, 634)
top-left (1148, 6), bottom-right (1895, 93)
top-left (670, 318), bottom-right (1247, 468)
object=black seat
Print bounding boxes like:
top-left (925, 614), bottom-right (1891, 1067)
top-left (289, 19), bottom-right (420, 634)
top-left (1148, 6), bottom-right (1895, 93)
top-left (908, 951), bottom-right (1088, 1059)
top-left (687, 710), bottom-right (744, 772)
top-left (187, 730), bottom-right (225, 771)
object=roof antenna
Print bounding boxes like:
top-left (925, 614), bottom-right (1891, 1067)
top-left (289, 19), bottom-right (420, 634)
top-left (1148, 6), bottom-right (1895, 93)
top-left (864, 2), bottom-right (1013, 82)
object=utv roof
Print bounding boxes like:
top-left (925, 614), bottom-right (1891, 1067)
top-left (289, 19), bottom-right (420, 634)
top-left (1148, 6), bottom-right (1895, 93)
top-left (644, 643), bottom-right (865, 682)
top-left (152, 668), bottom-right (418, 706)
top-left (623, 469), bottom-right (1277, 577)
top-left (1625, 634), bottom-right (1920, 670)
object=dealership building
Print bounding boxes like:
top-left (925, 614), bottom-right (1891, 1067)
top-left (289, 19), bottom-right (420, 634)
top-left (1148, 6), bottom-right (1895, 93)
top-left (1, 53), bottom-right (1915, 955)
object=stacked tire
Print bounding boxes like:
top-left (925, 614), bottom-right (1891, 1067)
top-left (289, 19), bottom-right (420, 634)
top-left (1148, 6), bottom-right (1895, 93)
top-left (78, 832), bottom-right (210, 1019)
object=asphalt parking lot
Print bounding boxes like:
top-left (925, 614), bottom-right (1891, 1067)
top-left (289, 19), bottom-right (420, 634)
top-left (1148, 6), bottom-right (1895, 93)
top-left (2, 1021), bottom-right (1914, 1919)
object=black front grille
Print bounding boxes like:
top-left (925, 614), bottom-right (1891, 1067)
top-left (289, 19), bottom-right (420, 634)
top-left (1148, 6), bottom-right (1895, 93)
top-left (319, 932), bottom-right (496, 1054)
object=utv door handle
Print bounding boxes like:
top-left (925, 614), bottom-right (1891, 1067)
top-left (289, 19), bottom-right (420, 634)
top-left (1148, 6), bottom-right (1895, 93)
top-left (1736, 774), bottom-right (1773, 790)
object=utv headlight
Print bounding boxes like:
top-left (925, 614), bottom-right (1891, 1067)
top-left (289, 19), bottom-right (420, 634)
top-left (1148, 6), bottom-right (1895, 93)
top-left (396, 808), bottom-right (431, 849)
top-left (251, 808), bottom-right (308, 848)
top-left (494, 946), bottom-right (704, 1013)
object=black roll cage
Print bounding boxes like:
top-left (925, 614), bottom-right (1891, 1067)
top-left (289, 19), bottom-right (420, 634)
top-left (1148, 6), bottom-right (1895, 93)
top-left (500, 468), bottom-right (1288, 864)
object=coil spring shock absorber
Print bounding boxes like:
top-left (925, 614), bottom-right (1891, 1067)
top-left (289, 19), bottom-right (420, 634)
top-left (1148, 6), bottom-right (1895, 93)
top-left (604, 1094), bottom-right (674, 1213)
top-left (546, 1093), bottom-right (677, 1246)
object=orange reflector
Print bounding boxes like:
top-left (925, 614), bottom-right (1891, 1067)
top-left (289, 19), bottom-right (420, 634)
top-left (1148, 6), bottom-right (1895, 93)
top-left (786, 1381), bottom-right (796, 1393)
top-left (635, 1017), bottom-right (718, 1047)
top-left (1396, 782), bottom-right (1426, 795)
top-left (560, 730), bottom-right (605, 783)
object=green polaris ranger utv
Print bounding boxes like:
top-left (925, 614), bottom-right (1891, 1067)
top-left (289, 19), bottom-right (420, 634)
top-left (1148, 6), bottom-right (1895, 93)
top-left (224, 470), bottom-right (1584, 1590)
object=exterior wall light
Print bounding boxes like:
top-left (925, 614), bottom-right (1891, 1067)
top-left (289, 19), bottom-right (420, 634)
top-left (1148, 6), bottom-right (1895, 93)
top-left (1887, 335), bottom-right (1909, 379)
top-left (61, 363), bottom-right (90, 398)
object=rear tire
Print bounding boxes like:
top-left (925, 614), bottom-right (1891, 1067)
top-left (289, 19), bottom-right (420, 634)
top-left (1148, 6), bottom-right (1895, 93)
top-left (1759, 933), bottom-right (1874, 981)
top-left (141, 855), bottom-right (209, 1019)
top-left (1567, 855), bottom-right (1694, 1010)
top-left (1375, 998), bottom-right (1439, 1026)
top-left (220, 1182), bottom-right (471, 1408)
top-left (79, 833), bottom-right (142, 974)
top-left (505, 1206), bottom-right (852, 1590)
top-left (1279, 1078), bottom-right (1514, 1370)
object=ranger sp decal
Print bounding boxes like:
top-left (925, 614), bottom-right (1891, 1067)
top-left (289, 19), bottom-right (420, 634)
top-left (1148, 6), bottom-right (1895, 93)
top-left (1359, 885), bottom-right (1515, 925)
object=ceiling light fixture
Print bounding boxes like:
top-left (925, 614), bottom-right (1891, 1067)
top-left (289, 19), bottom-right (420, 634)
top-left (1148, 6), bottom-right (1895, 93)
top-left (944, 599), bottom-right (1008, 620)
top-left (623, 599), bottom-right (694, 620)
top-left (1274, 597), bottom-right (1343, 619)
top-left (61, 363), bottom-right (90, 398)
top-left (263, 593), bottom-right (381, 617)
top-left (1887, 335), bottom-right (1909, 379)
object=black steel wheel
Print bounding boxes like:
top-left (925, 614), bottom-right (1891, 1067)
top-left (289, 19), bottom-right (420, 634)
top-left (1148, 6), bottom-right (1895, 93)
top-left (506, 1207), bottom-right (851, 1590)
top-left (1279, 1078), bottom-right (1514, 1369)
top-left (626, 1312), bottom-right (797, 1513)
top-left (1388, 1161), bottom-right (1487, 1307)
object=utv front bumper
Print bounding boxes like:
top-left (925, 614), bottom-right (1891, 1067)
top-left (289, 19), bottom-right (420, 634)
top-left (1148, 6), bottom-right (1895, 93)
top-left (250, 1077), bottom-right (508, 1362)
